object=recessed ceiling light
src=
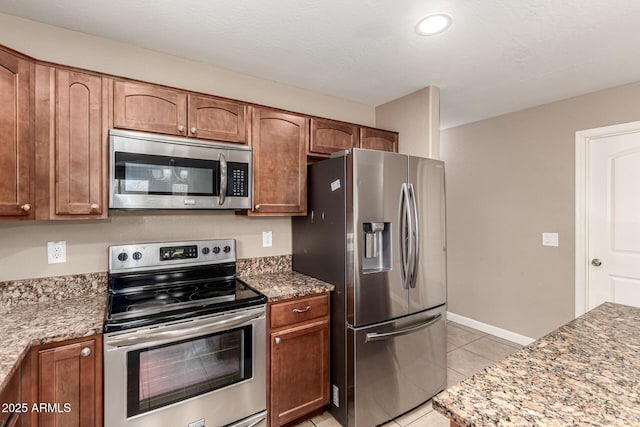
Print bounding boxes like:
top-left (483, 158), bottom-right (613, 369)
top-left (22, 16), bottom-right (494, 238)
top-left (415, 13), bottom-right (452, 36)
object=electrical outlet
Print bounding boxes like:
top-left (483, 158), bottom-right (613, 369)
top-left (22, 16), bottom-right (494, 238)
top-left (262, 231), bottom-right (273, 248)
top-left (47, 241), bottom-right (66, 264)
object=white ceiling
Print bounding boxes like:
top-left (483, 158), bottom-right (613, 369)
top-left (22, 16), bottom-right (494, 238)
top-left (2, 0), bottom-right (640, 128)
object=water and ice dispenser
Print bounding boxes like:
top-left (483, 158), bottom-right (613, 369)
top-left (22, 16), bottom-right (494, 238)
top-left (362, 222), bottom-right (391, 273)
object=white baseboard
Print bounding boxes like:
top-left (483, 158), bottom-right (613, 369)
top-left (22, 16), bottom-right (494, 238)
top-left (446, 311), bottom-right (535, 346)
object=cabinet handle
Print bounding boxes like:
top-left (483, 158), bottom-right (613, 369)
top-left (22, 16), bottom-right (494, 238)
top-left (292, 305), bottom-right (312, 313)
top-left (178, 125), bottom-right (185, 132)
top-left (80, 347), bottom-right (91, 357)
top-left (20, 203), bottom-right (31, 212)
top-left (90, 203), bottom-right (99, 211)
top-left (191, 127), bottom-right (197, 134)
top-left (275, 337), bottom-right (281, 344)
top-left (255, 204), bottom-right (260, 210)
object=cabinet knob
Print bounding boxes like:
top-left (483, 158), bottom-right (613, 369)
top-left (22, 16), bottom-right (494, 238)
top-left (191, 127), bottom-right (197, 134)
top-left (178, 125), bottom-right (185, 132)
top-left (255, 204), bottom-right (260, 210)
top-left (275, 337), bottom-right (281, 344)
top-left (90, 203), bottom-right (99, 211)
top-left (20, 203), bottom-right (31, 212)
top-left (80, 347), bottom-right (91, 357)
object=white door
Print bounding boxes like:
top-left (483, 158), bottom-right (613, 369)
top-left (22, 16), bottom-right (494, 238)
top-left (587, 130), bottom-right (640, 309)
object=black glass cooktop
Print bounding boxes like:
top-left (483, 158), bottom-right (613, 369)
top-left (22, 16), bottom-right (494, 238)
top-left (104, 263), bottom-right (266, 332)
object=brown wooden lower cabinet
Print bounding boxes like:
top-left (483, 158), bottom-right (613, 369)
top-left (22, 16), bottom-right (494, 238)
top-left (22, 334), bottom-right (103, 427)
top-left (0, 366), bottom-right (22, 427)
top-left (268, 294), bottom-right (330, 427)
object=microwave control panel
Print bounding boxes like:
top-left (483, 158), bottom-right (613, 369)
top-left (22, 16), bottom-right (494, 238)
top-left (228, 162), bottom-right (249, 197)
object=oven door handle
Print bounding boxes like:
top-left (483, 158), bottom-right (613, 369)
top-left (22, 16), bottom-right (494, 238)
top-left (105, 309), bottom-right (264, 349)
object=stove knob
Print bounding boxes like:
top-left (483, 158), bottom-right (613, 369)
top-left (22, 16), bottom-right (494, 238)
top-left (223, 245), bottom-right (231, 253)
top-left (117, 252), bottom-right (128, 262)
top-left (212, 246), bottom-right (221, 254)
top-left (132, 251), bottom-right (143, 261)
top-left (202, 247), bottom-right (210, 255)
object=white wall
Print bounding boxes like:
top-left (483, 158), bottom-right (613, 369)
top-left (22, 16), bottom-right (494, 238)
top-left (0, 13), bottom-right (376, 281)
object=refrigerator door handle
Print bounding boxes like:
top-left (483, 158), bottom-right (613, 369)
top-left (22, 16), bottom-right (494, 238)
top-left (365, 313), bottom-right (442, 342)
top-left (399, 183), bottom-right (411, 289)
top-left (408, 183), bottom-right (420, 288)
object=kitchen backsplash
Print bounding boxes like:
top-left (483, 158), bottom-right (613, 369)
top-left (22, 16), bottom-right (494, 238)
top-left (0, 255), bottom-right (291, 313)
top-left (236, 255), bottom-right (292, 276)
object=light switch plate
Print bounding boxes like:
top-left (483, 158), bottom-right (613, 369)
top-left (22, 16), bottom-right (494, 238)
top-left (542, 232), bottom-right (559, 247)
top-left (262, 231), bottom-right (273, 248)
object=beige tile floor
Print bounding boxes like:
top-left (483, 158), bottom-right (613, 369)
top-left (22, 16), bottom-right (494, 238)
top-left (295, 321), bottom-right (523, 427)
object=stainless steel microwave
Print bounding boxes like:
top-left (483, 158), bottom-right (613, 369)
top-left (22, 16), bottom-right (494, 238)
top-left (109, 130), bottom-right (252, 210)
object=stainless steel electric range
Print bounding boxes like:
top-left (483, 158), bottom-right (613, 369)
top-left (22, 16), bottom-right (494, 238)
top-left (103, 239), bottom-right (267, 427)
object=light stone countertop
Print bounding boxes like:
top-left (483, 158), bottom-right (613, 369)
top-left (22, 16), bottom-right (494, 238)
top-left (0, 293), bottom-right (107, 392)
top-left (239, 271), bottom-right (334, 302)
top-left (433, 302), bottom-right (640, 427)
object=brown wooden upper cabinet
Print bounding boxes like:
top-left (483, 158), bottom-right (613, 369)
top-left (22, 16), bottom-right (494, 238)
top-left (187, 94), bottom-right (247, 143)
top-left (114, 80), bottom-right (248, 143)
top-left (359, 127), bottom-right (398, 152)
top-left (250, 108), bottom-right (308, 216)
top-left (0, 48), bottom-right (34, 220)
top-left (309, 118), bottom-right (359, 157)
top-left (35, 66), bottom-right (110, 219)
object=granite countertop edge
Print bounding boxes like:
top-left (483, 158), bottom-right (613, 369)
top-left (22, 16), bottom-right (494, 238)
top-left (239, 270), bottom-right (335, 302)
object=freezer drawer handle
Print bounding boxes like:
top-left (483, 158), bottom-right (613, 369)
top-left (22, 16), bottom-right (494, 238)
top-left (365, 313), bottom-right (442, 342)
top-left (292, 305), bottom-right (312, 313)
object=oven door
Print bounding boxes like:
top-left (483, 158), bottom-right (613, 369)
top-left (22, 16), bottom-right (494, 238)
top-left (110, 129), bottom-right (252, 210)
top-left (104, 306), bottom-right (266, 427)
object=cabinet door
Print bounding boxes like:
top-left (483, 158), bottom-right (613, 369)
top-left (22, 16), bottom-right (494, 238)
top-left (0, 366), bottom-right (21, 427)
top-left (309, 118), bottom-right (358, 156)
top-left (54, 70), bottom-right (107, 217)
top-left (270, 319), bottom-right (329, 427)
top-left (0, 49), bottom-right (33, 218)
top-left (187, 94), bottom-right (247, 143)
top-left (37, 336), bottom-right (102, 427)
top-left (114, 80), bottom-right (187, 136)
top-left (251, 108), bottom-right (308, 215)
top-left (359, 127), bottom-right (398, 152)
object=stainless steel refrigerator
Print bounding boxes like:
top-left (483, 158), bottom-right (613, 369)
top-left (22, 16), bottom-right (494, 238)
top-left (292, 148), bottom-right (447, 427)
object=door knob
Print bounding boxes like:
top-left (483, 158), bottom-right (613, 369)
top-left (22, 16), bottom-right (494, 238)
top-left (591, 258), bottom-right (602, 267)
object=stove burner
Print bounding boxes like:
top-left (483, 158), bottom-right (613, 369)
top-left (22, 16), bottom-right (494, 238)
top-left (126, 298), bottom-right (181, 312)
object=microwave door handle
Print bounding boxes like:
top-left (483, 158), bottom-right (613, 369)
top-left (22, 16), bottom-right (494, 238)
top-left (219, 153), bottom-right (227, 206)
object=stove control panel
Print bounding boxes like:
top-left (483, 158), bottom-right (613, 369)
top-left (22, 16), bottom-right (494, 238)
top-left (109, 239), bottom-right (236, 273)
top-left (160, 245), bottom-right (198, 261)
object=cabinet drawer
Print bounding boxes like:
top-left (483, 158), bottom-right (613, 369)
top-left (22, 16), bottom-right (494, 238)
top-left (270, 294), bottom-right (329, 329)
